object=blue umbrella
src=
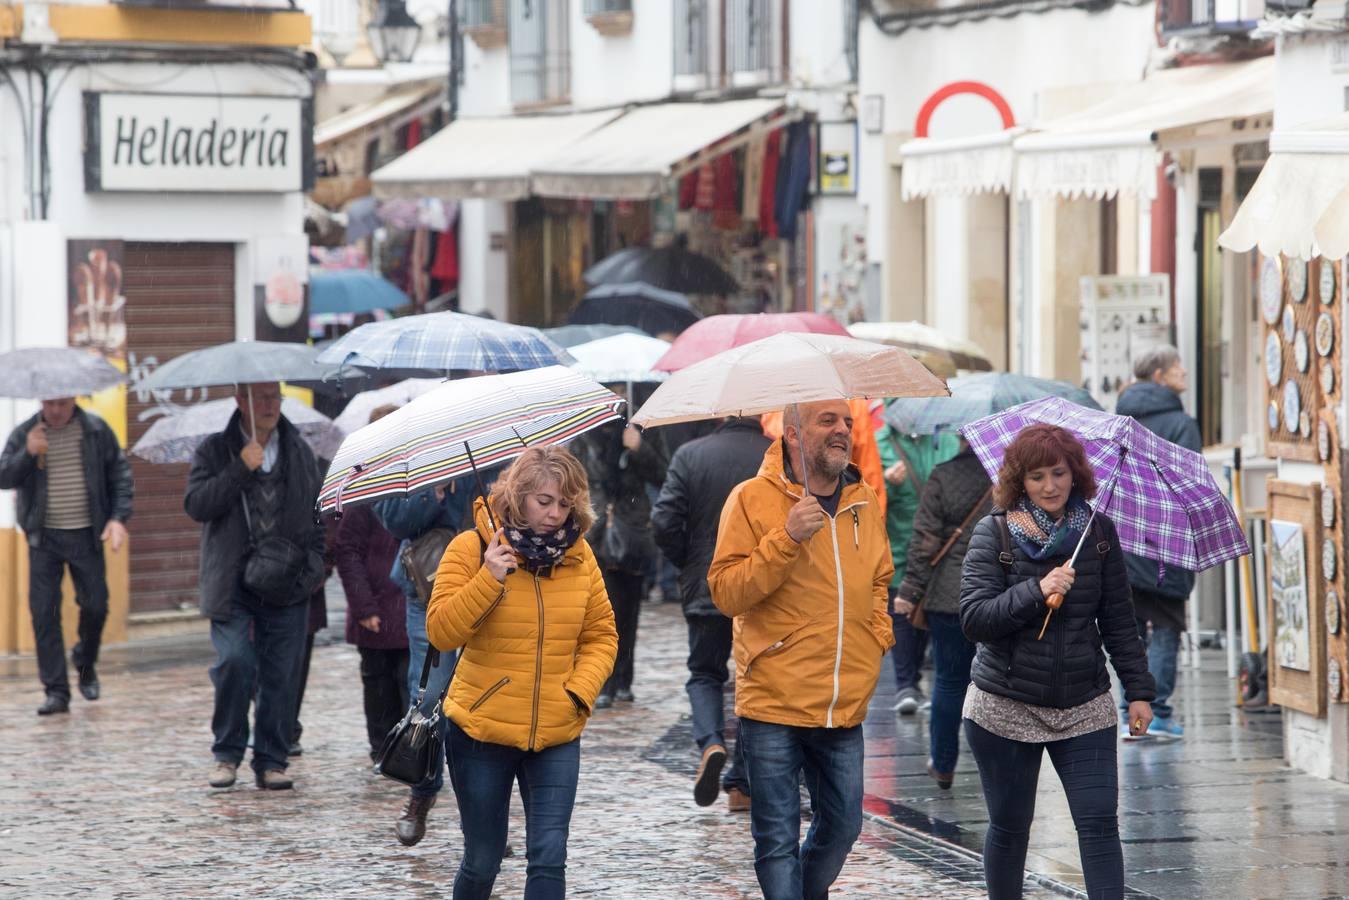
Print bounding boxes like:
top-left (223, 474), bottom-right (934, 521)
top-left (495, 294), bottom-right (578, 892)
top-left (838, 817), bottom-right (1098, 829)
top-left (314, 311), bottom-right (574, 377)
top-left (310, 270), bottom-right (411, 315)
top-left (885, 372), bottom-right (1102, 435)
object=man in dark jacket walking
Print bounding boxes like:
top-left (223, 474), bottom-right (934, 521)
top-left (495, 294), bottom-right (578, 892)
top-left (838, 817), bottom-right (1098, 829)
top-left (0, 399), bottom-right (133, 715)
top-left (1116, 345), bottom-right (1201, 741)
top-left (185, 382), bottom-right (325, 790)
top-left (652, 417), bottom-right (769, 811)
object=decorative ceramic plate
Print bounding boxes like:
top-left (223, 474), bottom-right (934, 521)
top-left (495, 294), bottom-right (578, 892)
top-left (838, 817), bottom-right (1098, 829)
top-left (1320, 418), bottom-right (1333, 460)
top-left (1283, 305), bottom-right (1297, 343)
top-left (1329, 590), bottom-right (1342, 636)
top-left (1317, 312), bottom-right (1335, 357)
top-left (1322, 361), bottom-right (1336, 396)
top-left (1289, 257), bottom-right (1309, 303)
top-left (1301, 410), bottom-right (1313, 438)
top-left (1270, 400), bottom-right (1281, 433)
top-left (1324, 485), bottom-right (1337, 529)
top-left (1322, 260), bottom-right (1338, 305)
top-left (1261, 257), bottom-right (1283, 323)
top-left (1296, 329), bottom-right (1311, 372)
top-left (1324, 537), bottom-right (1338, 581)
top-left (1284, 380), bottom-right (1301, 432)
top-left (1331, 658), bottom-right (1343, 702)
top-left (1266, 331), bottom-right (1283, 387)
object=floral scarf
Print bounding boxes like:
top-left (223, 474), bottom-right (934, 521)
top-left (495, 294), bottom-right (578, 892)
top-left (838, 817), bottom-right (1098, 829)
top-left (504, 516), bottom-right (583, 575)
top-left (1006, 494), bottom-right (1092, 561)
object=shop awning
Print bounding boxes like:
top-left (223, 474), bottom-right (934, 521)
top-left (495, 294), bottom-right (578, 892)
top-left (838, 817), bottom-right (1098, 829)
top-left (314, 81), bottom-right (445, 149)
top-left (1014, 57), bottom-right (1275, 200)
top-left (530, 99), bottom-right (792, 199)
top-left (371, 110), bottom-right (619, 202)
top-left (898, 129), bottom-right (1023, 199)
top-left (1220, 112), bottom-right (1349, 260)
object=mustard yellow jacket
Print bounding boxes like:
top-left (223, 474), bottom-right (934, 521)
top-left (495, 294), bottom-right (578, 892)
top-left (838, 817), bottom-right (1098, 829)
top-left (708, 440), bottom-right (895, 729)
top-left (426, 500), bottom-right (618, 752)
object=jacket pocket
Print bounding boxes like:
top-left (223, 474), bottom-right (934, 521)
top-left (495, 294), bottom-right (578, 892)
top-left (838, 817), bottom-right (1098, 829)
top-left (470, 589), bottom-right (507, 630)
top-left (745, 628), bottom-right (801, 677)
top-left (468, 676), bottom-right (510, 712)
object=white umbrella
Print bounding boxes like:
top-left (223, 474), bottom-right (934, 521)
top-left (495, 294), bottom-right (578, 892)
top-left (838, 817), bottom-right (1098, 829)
top-left (334, 378), bottom-right (445, 434)
top-left (567, 333), bottom-right (671, 385)
top-left (0, 347), bottom-right (127, 400)
top-left (131, 397), bottom-right (344, 464)
top-left (846, 321), bottom-right (992, 372)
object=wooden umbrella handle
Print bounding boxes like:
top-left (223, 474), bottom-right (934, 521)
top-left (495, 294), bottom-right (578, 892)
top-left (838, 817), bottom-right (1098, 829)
top-left (1037, 592), bottom-right (1065, 640)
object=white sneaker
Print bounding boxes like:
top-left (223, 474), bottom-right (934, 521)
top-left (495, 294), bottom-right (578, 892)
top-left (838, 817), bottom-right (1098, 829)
top-left (892, 688), bottom-right (923, 715)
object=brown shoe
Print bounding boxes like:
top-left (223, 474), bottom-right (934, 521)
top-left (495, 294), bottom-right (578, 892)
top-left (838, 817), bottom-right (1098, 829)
top-left (208, 762), bottom-right (238, 789)
top-left (255, 769), bottom-right (293, 791)
top-left (727, 787), bottom-right (751, 813)
top-left (396, 793), bottom-right (437, 846)
top-left (694, 744), bottom-right (727, 807)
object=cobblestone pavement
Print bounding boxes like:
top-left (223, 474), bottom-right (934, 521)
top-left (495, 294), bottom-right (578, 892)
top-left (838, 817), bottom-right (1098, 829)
top-left (0, 596), bottom-right (1016, 899)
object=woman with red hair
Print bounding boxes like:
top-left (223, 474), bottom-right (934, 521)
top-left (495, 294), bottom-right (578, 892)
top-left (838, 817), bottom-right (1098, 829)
top-left (959, 423), bottom-right (1155, 900)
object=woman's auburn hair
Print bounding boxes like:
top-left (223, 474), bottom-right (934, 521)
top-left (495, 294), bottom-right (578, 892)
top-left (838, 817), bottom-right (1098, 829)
top-left (488, 445), bottom-right (595, 534)
top-left (993, 423), bottom-right (1097, 510)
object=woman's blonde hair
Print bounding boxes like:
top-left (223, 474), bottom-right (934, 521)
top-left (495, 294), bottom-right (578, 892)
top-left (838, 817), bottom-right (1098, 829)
top-left (489, 445), bottom-right (595, 533)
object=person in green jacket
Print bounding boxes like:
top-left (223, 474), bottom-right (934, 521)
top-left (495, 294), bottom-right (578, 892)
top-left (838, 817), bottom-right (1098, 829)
top-left (876, 418), bottom-right (959, 714)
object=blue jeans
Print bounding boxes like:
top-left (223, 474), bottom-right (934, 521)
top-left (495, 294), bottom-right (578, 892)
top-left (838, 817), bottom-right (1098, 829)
top-left (406, 595), bottom-right (457, 798)
top-left (1136, 616), bottom-right (1180, 720)
top-left (965, 720), bottom-right (1123, 899)
top-left (926, 611), bottom-right (976, 774)
top-left (209, 593), bottom-right (308, 773)
top-left (446, 721), bottom-right (580, 900)
top-left (889, 589), bottom-right (928, 692)
top-left (686, 614), bottom-right (748, 792)
top-left (740, 718), bottom-right (865, 900)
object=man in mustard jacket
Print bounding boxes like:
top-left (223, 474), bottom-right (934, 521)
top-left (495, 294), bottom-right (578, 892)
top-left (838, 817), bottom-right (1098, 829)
top-left (709, 399), bottom-right (894, 900)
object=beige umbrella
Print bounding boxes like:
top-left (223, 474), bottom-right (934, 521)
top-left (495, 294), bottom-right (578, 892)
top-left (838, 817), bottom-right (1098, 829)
top-left (630, 332), bottom-right (948, 430)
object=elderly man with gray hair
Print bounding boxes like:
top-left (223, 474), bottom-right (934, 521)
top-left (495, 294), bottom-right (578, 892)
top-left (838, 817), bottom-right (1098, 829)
top-left (1115, 345), bottom-right (1201, 742)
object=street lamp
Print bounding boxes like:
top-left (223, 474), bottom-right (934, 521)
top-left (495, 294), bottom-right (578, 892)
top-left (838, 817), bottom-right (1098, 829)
top-left (368, 0), bottom-right (423, 64)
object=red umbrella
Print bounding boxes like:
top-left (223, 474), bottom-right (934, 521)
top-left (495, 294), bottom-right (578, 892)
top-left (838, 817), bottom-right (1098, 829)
top-left (653, 312), bottom-right (849, 372)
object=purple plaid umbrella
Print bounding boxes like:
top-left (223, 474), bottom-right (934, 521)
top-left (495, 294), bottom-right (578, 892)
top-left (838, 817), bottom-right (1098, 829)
top-left (961, 396), bottom-right (1249, 575)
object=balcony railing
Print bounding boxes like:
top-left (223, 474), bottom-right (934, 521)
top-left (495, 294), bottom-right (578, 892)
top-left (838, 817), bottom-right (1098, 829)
top-left (674, 0), bottom-right (785, 93)
top-left (584, 0), bottom-right (634, 36)
top-left (464, 0), bottom-right (508, 49)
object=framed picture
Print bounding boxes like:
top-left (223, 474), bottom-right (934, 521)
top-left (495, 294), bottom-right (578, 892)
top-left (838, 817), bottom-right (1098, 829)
top-left (1267, 480), bottom-right (1328, 717)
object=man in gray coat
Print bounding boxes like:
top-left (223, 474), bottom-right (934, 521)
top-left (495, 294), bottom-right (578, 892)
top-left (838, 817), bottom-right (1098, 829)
top-left (185, 382), bottom-right (325, 790)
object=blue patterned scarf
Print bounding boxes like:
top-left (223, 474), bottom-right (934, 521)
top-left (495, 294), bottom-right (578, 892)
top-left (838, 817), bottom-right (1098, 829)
top-left (1006, 494), bottom-right (1092, 561)
top-left (504, 517), bottom-right (583, 575)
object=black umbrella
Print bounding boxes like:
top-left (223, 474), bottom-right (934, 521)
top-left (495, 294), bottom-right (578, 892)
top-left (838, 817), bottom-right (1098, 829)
top-left (543, 323), bottom-right (646, 348)
top-left (583, 245), bottom-right (740, 296)
top-left (569, 283), bottom-right (702, 337)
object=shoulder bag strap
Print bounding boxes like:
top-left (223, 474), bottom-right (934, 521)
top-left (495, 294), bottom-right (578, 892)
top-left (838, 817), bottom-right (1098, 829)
top-left (929, 486), bottom-right (995, 569)
top-left (993, 511), bottom-right (1015, 568)
top-left (886, 434), bottom-right (928, 495)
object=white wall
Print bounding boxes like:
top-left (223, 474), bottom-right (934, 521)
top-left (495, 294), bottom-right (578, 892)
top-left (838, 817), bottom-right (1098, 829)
top-left (459, 34), bottom-right (513, 117)
top-left (788, 0), bottom-right (854, 88)
top-left (569, 2), bottom-right (674, 108)
top-left (458, 199), bottom-right (509, 319)
top-left (1274, 32), bottom-right (1349, 128)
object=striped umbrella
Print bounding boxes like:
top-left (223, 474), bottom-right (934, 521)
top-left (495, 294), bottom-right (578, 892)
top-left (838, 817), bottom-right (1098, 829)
top-left (319, 366), bottom-right (624, 514)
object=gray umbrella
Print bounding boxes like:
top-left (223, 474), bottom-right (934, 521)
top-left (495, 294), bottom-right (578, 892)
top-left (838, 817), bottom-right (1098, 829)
top-left (135, 341), bottom-right (333, 392)
top-left (0, 347), bottom-right (127, 400)
top-left (543, 324), bottom-right (646, 348)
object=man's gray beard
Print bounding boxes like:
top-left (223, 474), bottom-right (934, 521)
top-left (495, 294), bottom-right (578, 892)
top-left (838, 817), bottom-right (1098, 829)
top-left (811, 447), bottom-right (848, 482)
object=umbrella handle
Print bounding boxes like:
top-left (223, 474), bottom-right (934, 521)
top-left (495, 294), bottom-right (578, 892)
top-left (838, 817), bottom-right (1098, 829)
top-left (1037, 592), bottom-right (1065, 640)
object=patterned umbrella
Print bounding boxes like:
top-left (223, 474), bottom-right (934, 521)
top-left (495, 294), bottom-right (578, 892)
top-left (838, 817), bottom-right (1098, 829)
top-left (319, 366), bottom-right (623, 513)
top-left (654, 312), bottom-right (849, 372)
top-left (960, 397), bottom-right (1248, 574)
top-left (0, 347), bottom-right (126, 400)
top-left (131, 398), bottom-right (344, 464)
top-left (314, 311), bottom-right (573, 377)
top-left (885, 372), bottom-right (1101, 435)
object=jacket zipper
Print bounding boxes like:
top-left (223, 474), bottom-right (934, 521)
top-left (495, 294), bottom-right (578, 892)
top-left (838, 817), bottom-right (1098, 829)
top-left (528, 574), bottom-right (545, 751)
top-left (470, 589), bottom-right (506, 630)
top-left (469, 676), bottom-right (510, 712)
top-left (745, 639), bottom-right (787, 677)
top-left (825, 514), bottom-right (846, 729)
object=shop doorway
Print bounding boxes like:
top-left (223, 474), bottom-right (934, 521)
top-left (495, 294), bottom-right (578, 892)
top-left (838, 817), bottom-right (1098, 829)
top-left (1196, 168), bottom-right (1224, 447)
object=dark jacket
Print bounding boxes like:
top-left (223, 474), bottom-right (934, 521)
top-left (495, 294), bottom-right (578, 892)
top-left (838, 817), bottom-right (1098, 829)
top-left (897, 447), bottom-right (992, 615)
top-left (1116, 381), bottom-right (1202, 599)
top-left (651, 418), bottom-right (771, 617)
top-left (0, 407), bottom-right (133, 547)
top-left (375, 476), bottom-right (486, 603)
top-left (575, 421), bottom-right (667, 574)
top-left (336, 504), bottom-right (409, 650)
top-left (959, 508), bottom-right (1156, 708)
top-left (183, 411), bottom-right (326, 621)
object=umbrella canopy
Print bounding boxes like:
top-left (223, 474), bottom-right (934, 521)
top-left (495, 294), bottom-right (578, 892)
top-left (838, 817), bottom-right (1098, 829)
top-left (567, 333), bottom-right (671, 384)
top-left (885, 372), bottom-right (1101, 435)
top-left (0, 347), bottom-right (126, 400)
top-left (569, 283), bottom-right (701, 337)
top-left (315, 311), bottom-right (574, 377)
top-left (131, 397), bottom-right (344, 464)
top-left (543, 323), bottom-right (646, 348)
top-left (631, 332), bottom-right (948, 428)
top-left (960, 397), bottom-right (1248, 573)
top-left (654, 312), bottom-right (850, 372)
top-left (309, 270), bottom-right (411, 315)
top-left (333, 378), bottom-right (445, 434)
top-left (319, 366), bottom-right (624, 513)
top-left (847, 321), bottom-right (993, 372)
top-left (134, 341), bottom-right (331, 392)
top-left (583, 245), bottom-right (740, 295)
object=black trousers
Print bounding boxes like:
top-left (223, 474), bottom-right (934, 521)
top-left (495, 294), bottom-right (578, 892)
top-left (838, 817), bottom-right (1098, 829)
top-left (359, 646), bottom-right (410, 753)
top-left (28, 528), bottom-right (108, 701)
top-left (601, 569), bottom-right (644, 695)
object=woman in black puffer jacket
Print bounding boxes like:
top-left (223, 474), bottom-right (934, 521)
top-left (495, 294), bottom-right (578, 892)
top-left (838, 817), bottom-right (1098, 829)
top-left (959, 423), bottom-right (1155, 900)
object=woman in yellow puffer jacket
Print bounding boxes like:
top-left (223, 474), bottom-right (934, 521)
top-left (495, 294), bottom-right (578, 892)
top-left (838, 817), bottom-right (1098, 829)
top-left (427, 445), bottom-right (617, 900)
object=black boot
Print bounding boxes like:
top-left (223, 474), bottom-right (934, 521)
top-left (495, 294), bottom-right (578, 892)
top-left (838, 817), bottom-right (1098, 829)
top-left (37, 695), bottom-right (70, 716)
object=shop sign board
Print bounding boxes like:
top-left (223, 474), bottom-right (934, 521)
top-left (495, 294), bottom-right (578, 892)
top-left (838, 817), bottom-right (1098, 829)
top-left (818, 121), bottom-right (857, 196)
top-left (1078, 274), bottom-right (1171, 413)
top-left (84, 92), bottom-right (314, 193)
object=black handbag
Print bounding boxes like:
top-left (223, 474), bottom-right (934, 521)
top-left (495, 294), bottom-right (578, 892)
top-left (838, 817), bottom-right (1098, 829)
top-left (374, 648), bottom-right (451, 787)
top-left (240, 494), bottom-right (309, 606)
